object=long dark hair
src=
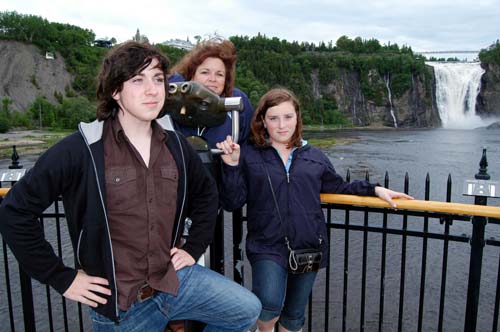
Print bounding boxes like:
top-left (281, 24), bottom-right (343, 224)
top-left (96, 41), bottom-right (170, 120)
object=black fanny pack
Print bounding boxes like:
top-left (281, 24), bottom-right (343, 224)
top-left (288, 248), bottom-right (322, 274)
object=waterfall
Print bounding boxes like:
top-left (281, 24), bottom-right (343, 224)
top-left (428, 62), bottom-right (487, 129)
top-left (384, 75), bottom-right (398, 128)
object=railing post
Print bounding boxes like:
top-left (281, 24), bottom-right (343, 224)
top-left (19, 268), bottom-right (36, 332)
top-left (13, 147), bottom-right (36, 332)
top-left (464, 148), bottom-right (490, 332)
top-left (8, 145), bottom-right (23, 169)
top-left (3, 146), bottom-right (35, 331)
top-left (232, 208), bottom-right (244, 285)
top-left (210, 211), bottom-right (225, 274)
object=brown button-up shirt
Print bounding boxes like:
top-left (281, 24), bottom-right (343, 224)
top-left (103, 118), bottom-right (179, 311)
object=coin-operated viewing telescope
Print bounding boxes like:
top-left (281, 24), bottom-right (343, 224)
top-left (164, 82), bottom-right (243, 325)
top-left (165, 81), bottom-right (243, 155)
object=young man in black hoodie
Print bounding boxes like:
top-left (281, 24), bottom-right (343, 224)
top-left (0, 41), bottom-right (260, 331)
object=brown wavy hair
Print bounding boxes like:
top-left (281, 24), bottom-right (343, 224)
top-left (96, 41), bottom-right (170, 120)
top-left (251, 88), bottom-right (303, 148)
top-left (171, 38), bottom-right (236, 97)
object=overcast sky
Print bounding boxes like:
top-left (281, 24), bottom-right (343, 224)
top-left (1, 0), bottom-right (499, 52)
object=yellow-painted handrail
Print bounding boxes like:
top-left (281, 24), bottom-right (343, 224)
top-left (0, 187), bottom-right (9, 197)
top-left (320, 194), bottom-right (500, 219)
top-left (2, 188), bottom-right (499, 218)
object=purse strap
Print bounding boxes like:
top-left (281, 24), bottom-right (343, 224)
top-left (260, 151), bottom-right (293, 252)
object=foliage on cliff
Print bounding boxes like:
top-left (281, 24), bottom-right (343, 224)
top-left (0, 11), bottom-right (107, 99)
top-left (230, 34), bottom-right (429, 124)
top-left (1, 11), bottom-right (431, 129)
top-left (479, 40), bottom-right (500, 66)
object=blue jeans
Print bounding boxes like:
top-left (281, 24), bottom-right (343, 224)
top-left (251, 260), bottom-right (317, 332)
top-left (89, 264), bottom-right (261, 332)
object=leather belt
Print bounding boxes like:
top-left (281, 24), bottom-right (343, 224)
top-left (137, 283), bottom-right (156, 303)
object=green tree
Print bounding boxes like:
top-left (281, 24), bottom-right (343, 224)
top-left (156, 44), bottom-right (187, 65)
top-left (10, 111), bottom-right (32, 128)
top-left (2, 97), bottom-right (12, 117)
top-left (479, 40), bottom-right (500, 65)
top-left (28, 96), bottom-right (56, 128)
top-left (0, 97), bottom-right (13, 131)
top-left (0, 113), bottom-right (9, 133)
top-left (56, 96), bottom-right (96, 129)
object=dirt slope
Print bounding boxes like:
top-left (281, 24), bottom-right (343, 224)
top-left (0, 40), bottom-right (72, 111)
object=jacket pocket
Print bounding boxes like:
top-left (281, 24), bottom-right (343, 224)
top-left (76, 221), bottom-right (108, 275)
top-left (288, 211), bottom-right (325, 249)
top-left (76, 228), bottom-right (85, 268)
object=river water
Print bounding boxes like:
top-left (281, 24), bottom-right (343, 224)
top-left (1, 127), bottom-right (500, 331)
top-left (315, 127), bottom-right (500, 204)
top-left (303, 127), bottom-right (500, 331)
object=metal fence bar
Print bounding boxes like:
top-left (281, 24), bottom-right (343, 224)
top-left (342, 208), bottom-right (350, 332)
top-left (1, 182), bottom-right (18, 332)
top-left (54, 205), bottom-right (69, 332)
top-left (360, 206), bottom-right (369, 332)
top-left (39, 218), bottom-right (55, 332)
top-left (210, 211), bottom-right (225, 275)
top-left (417, 174), bottom-right (431, 332)
top-left (325, 207), bottom-right (332, 332)
top-left (232, 208), bottom-right (244, 285)
top-left (44, 282), bottom-right (54, 331)
top-left (378, 172), bottom-right (390, 332)
top-left (2, 236), bottom-right (16, 332)
top-left (438, 174), bottom-right (453, 332)
top-left (327, 222), bottom-right (469, 244)
top-left (358, 172), bottom-right (370, 332)
top-left (493, 253), bottom-right (500, 332)
top-left (307, 293), bottom-right (312, 332)
top-left (397, 173), bottom-right (410, 332)
top-left (19, 268), bottom-right (35, 331)
top-left (464, 210), bottom-right (487, 331)
top-left (464, 159), bottom-right (490, 332)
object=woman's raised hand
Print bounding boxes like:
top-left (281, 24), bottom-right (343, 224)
top-left (216, 135), bottom-right (240, 166)
top-left (374, 186), bottom-right (414, 208)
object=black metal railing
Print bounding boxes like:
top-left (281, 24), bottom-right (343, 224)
top-left (1, 147), bottom-right (500, 332)
top-left (314, 183), bottom-right (500, 332)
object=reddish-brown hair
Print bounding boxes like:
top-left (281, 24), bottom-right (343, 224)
top-left (251, 88), bottom-right (303, 148)
top-left (171, 38), bottom-right (236, 97)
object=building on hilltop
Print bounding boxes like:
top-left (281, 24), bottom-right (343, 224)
top-left (133, 29), bottom-right (149, 43)
top-left (162, 37), bottom-right (195, 50)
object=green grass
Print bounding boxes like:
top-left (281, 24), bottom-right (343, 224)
top-left (307, 137), bottom-right (337, 148)
top-left (303, 124), bottom-right (346, 131)
top-left (0, 129), bottom-right (72, 159)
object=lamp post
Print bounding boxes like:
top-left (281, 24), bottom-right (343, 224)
top-left (463, 147), bottom-right (499, 332)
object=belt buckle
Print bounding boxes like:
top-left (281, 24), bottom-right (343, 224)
top-left (137, 283), bottom-right (155, 303)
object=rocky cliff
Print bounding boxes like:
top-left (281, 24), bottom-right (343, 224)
top-left (1, 39), bottom-right (497, 128)
top-left (477, 62), bottom-right (500, 117)
top-left (0, 40), bottom-right (72, 111)
top-left (311, 66), bottom-right (441, 127)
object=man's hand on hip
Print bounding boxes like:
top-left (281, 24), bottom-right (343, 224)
top-left (63, 270), bottom-right (111, 307)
